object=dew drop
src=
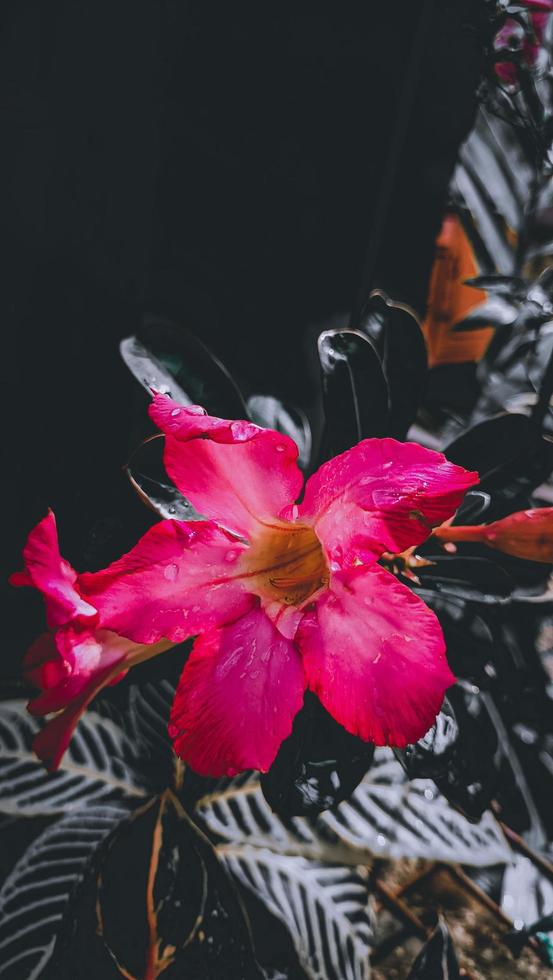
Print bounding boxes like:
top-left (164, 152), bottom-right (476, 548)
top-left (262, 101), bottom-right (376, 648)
top-left (225, 549), bottom-right (239, 563)
top-left (170, 407), bottom-right (181, 417)
top-left (164, 563), bottom-right (179, 582)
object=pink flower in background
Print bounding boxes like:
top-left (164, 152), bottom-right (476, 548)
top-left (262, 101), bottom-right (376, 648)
top-left (12, 394), bottom-right (477, 776)
top-left (495, 2), bottom-right (552, 84)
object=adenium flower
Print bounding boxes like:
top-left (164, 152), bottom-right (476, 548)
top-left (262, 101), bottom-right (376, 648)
top-left (12, 394), bottom-right (477, 776)
top-left (495, 2), bottom-right (551, 84)
top-left (433, 507), bottom-right (553, 562)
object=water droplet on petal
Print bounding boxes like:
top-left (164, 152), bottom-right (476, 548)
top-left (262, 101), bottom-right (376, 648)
top-left (225, 549), bottom-right (239, 563)
top-left (164, 563), bottom-right (179, 581)
top-left (171, 408), bottom-right (181, 417)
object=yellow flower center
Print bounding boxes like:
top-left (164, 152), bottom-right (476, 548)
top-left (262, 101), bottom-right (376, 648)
top-left (242, 523), bottom-right (329, 606)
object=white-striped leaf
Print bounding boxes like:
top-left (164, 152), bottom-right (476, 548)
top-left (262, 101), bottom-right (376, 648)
top-left (219, 845), bottom-right (373, 980)
top-left (320, 749), bottom-right (511, 867)
top-left (197, 750), bottom-right (510, 868)
top-left (0, 805), bottom-right (132, 979)
top-left (0, 701), bottom-right (150, 816)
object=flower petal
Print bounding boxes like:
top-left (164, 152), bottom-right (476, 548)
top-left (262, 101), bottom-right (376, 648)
top-left (168, 607), bottom-right (306, 776)
top-left (10, 511), bottom-right (97, 629)
top-left (296, 439), bottom-right (477, 568)
top-left (297, 564), bottom-right (455, 747)
top-left (79, 520), bottom-right (255, 644)
top-left (149, 393), bottom-right (303, 537)
top-left (28, 629), bottom-right (172, 770)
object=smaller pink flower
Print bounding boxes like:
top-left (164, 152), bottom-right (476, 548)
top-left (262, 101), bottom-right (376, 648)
top-left (10, 511), bottom-right (170, 769)
top-left (13, 397), bottom-right (478, 776)
top-left (495, 6), bottom-right (550, 84)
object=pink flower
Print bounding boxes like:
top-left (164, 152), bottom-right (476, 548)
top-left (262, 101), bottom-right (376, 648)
top-left (13, 395), bottom-right (478, 776)
top-left (495, 5), bottom-right (551, 84)
top-left (10, 511), bottom-right (171, 769)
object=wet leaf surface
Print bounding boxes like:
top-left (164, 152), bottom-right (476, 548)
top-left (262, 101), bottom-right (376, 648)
top-left (261, 693), bottom-right (375, 817)
top-left (50, 791), bottom-right (264, 979)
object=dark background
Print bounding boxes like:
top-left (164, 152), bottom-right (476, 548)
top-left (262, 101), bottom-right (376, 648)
top-left (1, 1), bottom-right (488, 677)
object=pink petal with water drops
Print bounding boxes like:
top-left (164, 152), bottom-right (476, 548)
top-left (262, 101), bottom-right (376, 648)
top-left (149, 393), bottom-right (303, 538)
top-left (9, 511), bottom-right (97, 629)
top-left (169, 606), bottom-right (306, 776)
top-left (294, 439), bottom-right (477, 568)
top-left (297, 564), bottom-right (455, 747)
top-left (28, 628), bottom-right (172, 770)
top-left (79, 519), bottom-right (255, 644)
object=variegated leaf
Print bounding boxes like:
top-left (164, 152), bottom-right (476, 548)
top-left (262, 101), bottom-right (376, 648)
top-left (320, 749), bottom-right (511, 867)
top-left (0, 701), bottom-right (149, 816)
top-left (197, 750), bottom-right (510, 868)
top-left (219, 845), bottom-right (373, 980)
top-left (0, 805), bottom-right (132, 979)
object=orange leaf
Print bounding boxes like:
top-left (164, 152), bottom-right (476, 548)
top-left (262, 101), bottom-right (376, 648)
top-left (422, 213), bottom-right (493, 367)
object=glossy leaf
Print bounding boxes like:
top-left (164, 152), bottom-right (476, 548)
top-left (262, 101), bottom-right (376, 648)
top-left (429, 687), bottom-right (500, 822)
top-left (416, 589), bottom-right (499, 687)
top-left (139, 315), bottom-right (248, 419)
top-left (261, 693), bottom-right (375, 817)
top-left (413, 553), bottom-right (514, 598)
top-left (318, 328), bottom-right (389, 457)
top-left (394, 699), bottom-right (460, 779)
top-left (126, 434), bottom-right (202, 522)
top-left (121, 315), bottom-right (248, 419)
top-left (120, 336), bottom-right (191, 405)
top-left (52, 790), bottom-right (263, 980)
top-left (444, 412), bottom-right (538, 478)
top-left (98, 793), bottom-right (207, 978)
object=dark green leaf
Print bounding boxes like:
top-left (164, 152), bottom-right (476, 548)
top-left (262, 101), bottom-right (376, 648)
top-left (444, 412), bottom-right (537, 478)
top-left (121, 315), bottom-right (248, 419)
top-left (51, 791), bottom-right (263, 979)
top-left (125, 434), bottom-right (202, 521)
top-left (261, 693), bottom-right (374, 817)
